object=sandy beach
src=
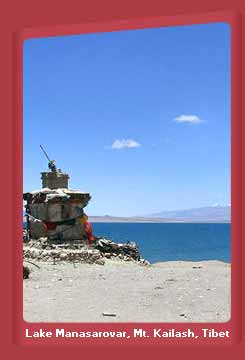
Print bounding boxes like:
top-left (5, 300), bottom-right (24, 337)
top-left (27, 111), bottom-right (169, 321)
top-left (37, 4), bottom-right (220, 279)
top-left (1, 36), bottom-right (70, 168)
top-left (24, 259), bottom-right (230, 323)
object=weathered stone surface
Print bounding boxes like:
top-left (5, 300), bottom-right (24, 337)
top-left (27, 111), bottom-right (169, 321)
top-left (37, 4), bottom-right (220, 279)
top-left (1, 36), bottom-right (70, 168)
top-left (29, 219), bottom-right (47, 239)
top-left (23, 169), bottom-right (91, 241)
top-left (41, 171), bottom-right (69, 189)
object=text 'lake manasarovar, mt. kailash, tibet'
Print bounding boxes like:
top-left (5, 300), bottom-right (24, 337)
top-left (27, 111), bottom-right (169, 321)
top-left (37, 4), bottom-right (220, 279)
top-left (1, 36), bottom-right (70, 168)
top-left (25, 328), bottom-right (230, 339)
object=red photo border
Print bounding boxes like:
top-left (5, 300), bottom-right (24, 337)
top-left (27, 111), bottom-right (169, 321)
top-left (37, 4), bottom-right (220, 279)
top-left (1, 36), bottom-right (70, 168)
top-left (1, 0), bottom-right (244, 358)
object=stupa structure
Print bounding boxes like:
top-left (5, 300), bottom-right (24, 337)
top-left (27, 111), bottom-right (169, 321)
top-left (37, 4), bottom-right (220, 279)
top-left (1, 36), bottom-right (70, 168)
top-left (23, 159), bottom-right (91, 242)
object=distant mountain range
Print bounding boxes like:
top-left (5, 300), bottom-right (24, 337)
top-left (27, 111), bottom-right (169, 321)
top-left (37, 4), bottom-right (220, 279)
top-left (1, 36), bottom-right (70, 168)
top-left (148, 205), bottom-right (231, 222)
top-left (23, 205), bottom-right (231, 224)
top-left (90, 205), bottom-right (230, 223)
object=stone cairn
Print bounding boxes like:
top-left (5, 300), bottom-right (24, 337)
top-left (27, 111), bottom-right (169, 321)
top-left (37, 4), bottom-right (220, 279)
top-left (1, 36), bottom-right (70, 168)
top-left (23, 167), bottom-right (149, 273)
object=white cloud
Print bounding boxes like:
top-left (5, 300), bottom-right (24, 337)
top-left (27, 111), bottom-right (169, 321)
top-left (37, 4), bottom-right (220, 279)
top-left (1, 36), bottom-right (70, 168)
top-left (173, 114), bottom-right (204, 124)
top-left (110, 139), bottom-right (141, 150)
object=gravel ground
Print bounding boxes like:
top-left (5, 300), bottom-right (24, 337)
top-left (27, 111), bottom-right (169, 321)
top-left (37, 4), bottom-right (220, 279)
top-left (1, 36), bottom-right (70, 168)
top-left (23, 259), bottom-right (230, 323)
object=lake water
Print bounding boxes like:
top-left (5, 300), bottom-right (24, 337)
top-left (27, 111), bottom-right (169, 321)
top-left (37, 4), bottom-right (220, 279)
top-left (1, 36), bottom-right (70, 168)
top-left (91, 222), bottom-right (230, 263)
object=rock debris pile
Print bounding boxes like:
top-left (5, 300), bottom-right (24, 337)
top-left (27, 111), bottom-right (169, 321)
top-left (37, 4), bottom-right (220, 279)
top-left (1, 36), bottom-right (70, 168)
top-left (95, 238), bottom-right (140, 260)
top-left (23, 237), bottom-right (150, 266)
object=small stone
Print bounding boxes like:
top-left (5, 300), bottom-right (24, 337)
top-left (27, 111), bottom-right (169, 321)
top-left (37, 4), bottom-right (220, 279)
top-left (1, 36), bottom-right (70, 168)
top-left (59, 253), bottom-right (67, 260)
top-left (91, 253), bottom-right (101, 260)
top-left (102, 312), bottom-right (117, 317)
top-left (23, 266), bottom-right (30, 279)
top-left (95, 259), bottom-right (105, 265)
top-left (124, 256), bottom-right (130, 261)
top-left (139, 258), bottom-right (150, 266)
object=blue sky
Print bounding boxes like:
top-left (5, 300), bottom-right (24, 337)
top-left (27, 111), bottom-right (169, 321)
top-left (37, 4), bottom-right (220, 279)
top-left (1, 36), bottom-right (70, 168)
top-left (23, 22), bottom-right (230, 216)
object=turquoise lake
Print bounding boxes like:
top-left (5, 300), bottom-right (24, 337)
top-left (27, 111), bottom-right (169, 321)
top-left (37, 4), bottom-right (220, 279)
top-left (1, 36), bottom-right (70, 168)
top-left (91, 222), bottom-right (230, 263)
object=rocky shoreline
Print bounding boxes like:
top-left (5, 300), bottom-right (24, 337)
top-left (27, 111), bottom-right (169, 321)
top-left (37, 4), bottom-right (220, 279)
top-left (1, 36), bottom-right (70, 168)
top-left (23, 237), bottom-right (150, 271)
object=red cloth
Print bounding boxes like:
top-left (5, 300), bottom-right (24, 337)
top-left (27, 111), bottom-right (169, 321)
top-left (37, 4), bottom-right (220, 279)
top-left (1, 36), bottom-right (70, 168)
top-left (84, 221), bottom-right (94, 244)
top-left (44, 222), bottom-right (57, 230)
